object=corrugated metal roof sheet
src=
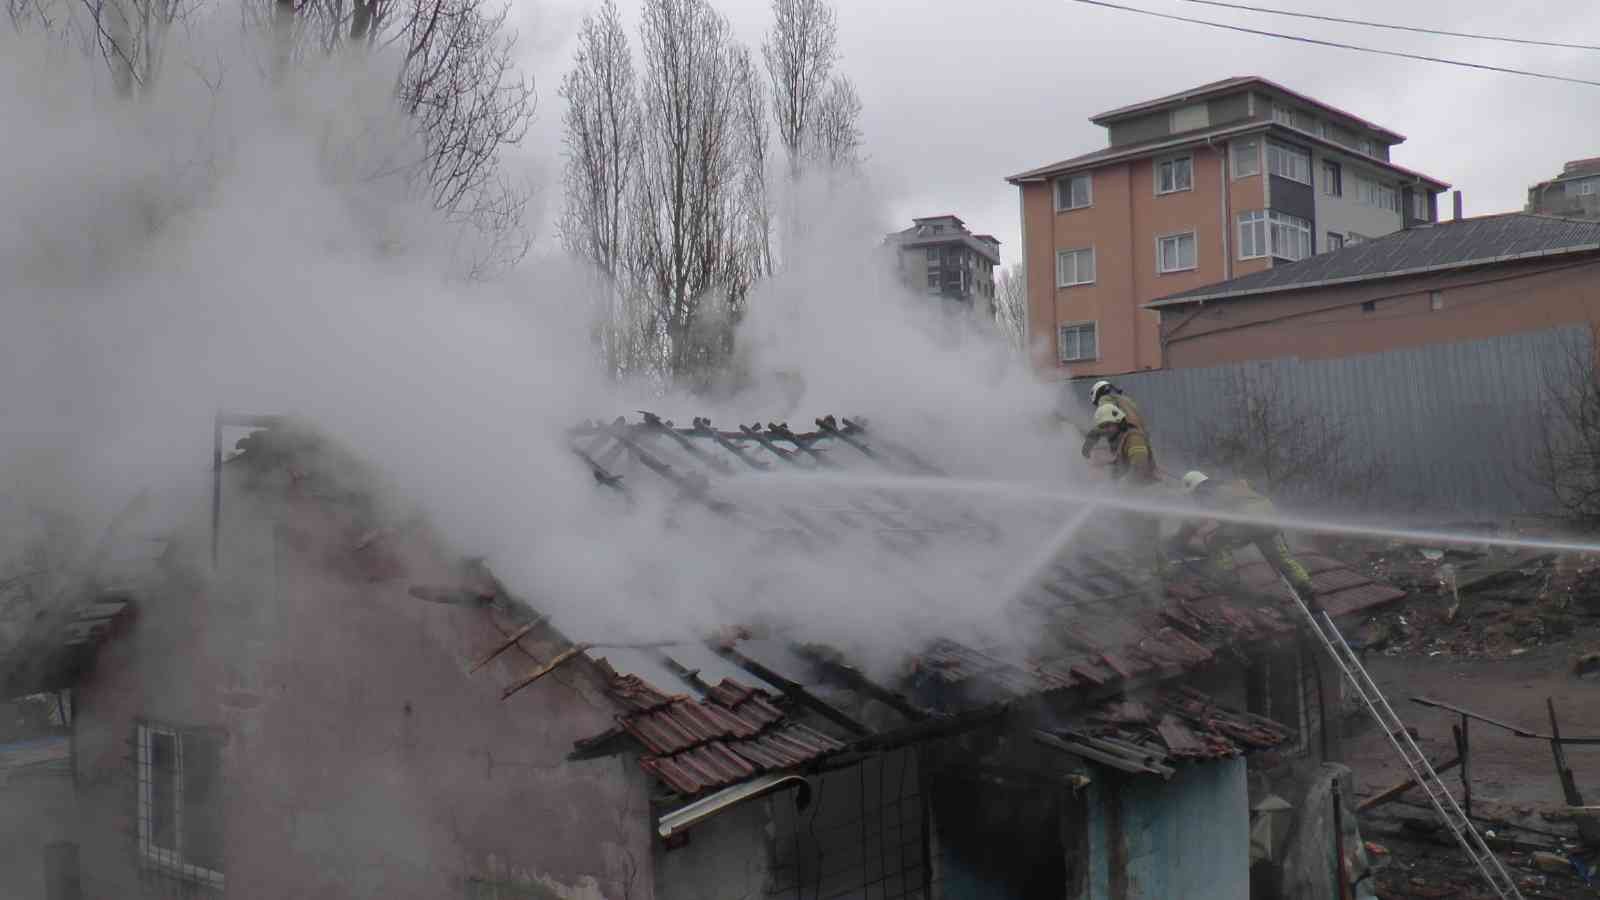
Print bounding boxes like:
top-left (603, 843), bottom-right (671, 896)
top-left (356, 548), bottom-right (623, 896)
top-left (1151, 213), bottom-right (1600, 307)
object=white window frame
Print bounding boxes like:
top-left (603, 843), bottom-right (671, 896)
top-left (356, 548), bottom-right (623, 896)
top-left (1156, 155), bottom-right (1194, 195)
top-left (1156, 231), bottom-right (1198, 274)
top-left (1056, 247), bottom-right (1095, 287)
top-left (1272, 104), bottom-right (1294, 126)
top-left (1266, 143), bottom-right (1311, 184)
top-left (1231, 139), bottom-right (1260, 178)
top-left (1055, 174), bottom-right (1093, 211)
top-left (1582, 180), bottom-right (1597, 197)
top-left (1237, 211), bottom-right (1267, 260)
top-left (1326, 232), bottom-right (1344, 252)
top-left (1268, 211), bottom-right (1312, 261)
top-left (1411, 191), bottom-right (1429, 220)
top-left (137, 723), bottom-right (226, 890)
top-left (1058, 321), bottom-right (1098, 363)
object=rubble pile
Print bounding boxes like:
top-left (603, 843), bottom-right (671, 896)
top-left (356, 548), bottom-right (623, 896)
top-left (1317, 537), bottom-right (1600, 660)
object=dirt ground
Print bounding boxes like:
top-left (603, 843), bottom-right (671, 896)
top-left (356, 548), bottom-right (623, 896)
top-left (1330, 552), bottom-right (1600, 899)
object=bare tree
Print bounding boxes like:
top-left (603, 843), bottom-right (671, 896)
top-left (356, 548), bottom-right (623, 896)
top-left (761, 0), bottom-right (836, 178)
top-left (1194, 368), bottom-right (1392, 510)
top-left (557, 0), bottom-right (653, 378)
top-left (804, 73), bottom-right (860, 170)
top-left (634, 0), bottom-right (760, 386)
top-left (993, 262), bottom-right (1026, 351)
top-left (732, 45), bottom-right (773, 281)
top-left (1527, 325), bottom-right (1600, 524)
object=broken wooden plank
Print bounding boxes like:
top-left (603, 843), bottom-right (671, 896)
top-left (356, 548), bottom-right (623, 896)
top-left (501, 645), bottom-right (588, 700)
top-left (470, 616), bottom-right (545, 674)
top-left (1357, 756), bottom-right (1461, 812)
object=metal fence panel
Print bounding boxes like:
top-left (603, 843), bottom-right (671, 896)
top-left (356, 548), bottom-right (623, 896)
top-left (1078, 326), bottom-right (1589, 518)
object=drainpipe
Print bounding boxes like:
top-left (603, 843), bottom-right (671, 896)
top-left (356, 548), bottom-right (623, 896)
top-left (1208, 136), bottom-right (1233, 280)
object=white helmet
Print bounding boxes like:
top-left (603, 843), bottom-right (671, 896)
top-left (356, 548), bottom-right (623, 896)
top-left (1182, 470), bottom-right (1210, 492)
top-left (1089, 380), bottom-right (1114, 405)
top-left (1092, 403), bottom-right (1127, 428)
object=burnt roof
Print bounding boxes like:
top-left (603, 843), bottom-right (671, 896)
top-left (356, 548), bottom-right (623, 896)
top-left (554, 413), bottom-right (1404, 800)
top-left (1148, 213), bottom-right (1600, 307)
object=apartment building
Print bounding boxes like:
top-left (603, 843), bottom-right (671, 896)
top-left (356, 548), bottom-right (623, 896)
top-left (884, 214), bottom-right (1002, 316)
top-left (1527, 157), bottom-right (1600, 220)
top-left (1006, 76), bottom-right (1449, 377)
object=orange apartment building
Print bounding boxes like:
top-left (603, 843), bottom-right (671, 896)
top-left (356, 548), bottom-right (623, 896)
top-left (1006, 76), bottom-right (1449, 378)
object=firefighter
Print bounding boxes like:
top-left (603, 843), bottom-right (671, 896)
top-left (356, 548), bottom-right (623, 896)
top-left (1169, 471), bottom-right (1320, 611)
top-left (1081, 380), bottom-right (1147, 460)
top-left (1093, 404), bottom-right (1161, 565)
top-left (1093, 404), bottom-right (1156, 485)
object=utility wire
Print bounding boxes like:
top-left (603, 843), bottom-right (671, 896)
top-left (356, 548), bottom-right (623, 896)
top-left (1176, 0), bottom-right (1600, 52)
top-left (1073, 0), bottom-right (1600, 88)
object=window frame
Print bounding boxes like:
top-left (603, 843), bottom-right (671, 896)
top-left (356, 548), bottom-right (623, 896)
top-left (1321, 160), bottom-right (1342, 197)
top-left (1057, 321), bottom-right (1099, 363)
top-left (1155, 155), bottom-right (1194, 195)
top-left (1266, 143), bottom-right (1311, 185)
top-left (1231, 139), bottom-right (1261, 179)
top-left (1055, 247), bottom-right (1095, 288)
top-left (1326, 232), bottom-right (1345, 252)
top-left (137, 722), bottom-right (225, 891)
top-left (1411, 191), bottom-right (1430, 220)
top-left (1583, 181), bottom-right (1598, 197)
top-left (1237, 211), bottom-right (1267, 260)
top-left (1156, 230), bottom-right (1198, 274)
top-left (1268, 210), bottom-right (1312, 262)
top-left (1055, 173), bottom-right (1093, 211)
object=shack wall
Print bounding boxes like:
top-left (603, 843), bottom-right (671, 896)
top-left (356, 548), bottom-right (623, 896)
top-left (71, 492), bottom-right (652, 899)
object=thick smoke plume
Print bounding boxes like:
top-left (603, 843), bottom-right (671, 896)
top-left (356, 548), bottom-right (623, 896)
top-left (0, 19), bottom-right (1089, 675)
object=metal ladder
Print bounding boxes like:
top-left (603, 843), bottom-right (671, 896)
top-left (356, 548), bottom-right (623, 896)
top-left (1278, 575), bottom-right (1525, 899)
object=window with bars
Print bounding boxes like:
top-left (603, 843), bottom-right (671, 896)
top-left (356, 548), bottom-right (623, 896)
top-left (136, 722), bottom-right (225, 891)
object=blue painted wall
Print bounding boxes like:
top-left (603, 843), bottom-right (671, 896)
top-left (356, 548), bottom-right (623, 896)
top-left (1082, 758), bottom-right (1249, 900)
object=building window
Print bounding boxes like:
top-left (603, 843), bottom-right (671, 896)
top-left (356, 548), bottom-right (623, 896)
top-left (1358, 138), bottom-right (1376, 156)
top-left (1157, 232), bottom-right (1197, 273)
top-left (1156, 156), bottom-right (1193, 194)
top-left (1357, 176), bottom-right (1399, 212)
top-left (1321, 160), bottom-right (1342, 196)
top-left (1055, 174), bottom-right (1092, 210)
top-left (1347, 232), bottom-right (1367, 245)
top-left (137, 723), bottom-right (225, 890)
top-left (1583, 181), bottom-right (1598, 196)
top-left (926, 271), bottom-right (939, 290)
top-left (1056, 248), bottom-right (1095, 287)
top-left (1272, 104), bottom-right (1294, 126)
top-left (1326, 232), bottom-right (1344, 252)
top-left (1269, 211), bottom-right (1312, 261)
top-left (1430, 290), bottom-right (1444, 311)
top-left (1411, 191), bottom-right (1430, 220)
top-left (925, 247), bottom-right (939, 261)
top-left (1231, 139), bottom-right (1260, 177)
top-left (1058, 322), bottom-right (1098, 362)
top-left (1237, 211), bottom-right (1267, 259)
top-left (1266, 143), bottom-right (1311, 184)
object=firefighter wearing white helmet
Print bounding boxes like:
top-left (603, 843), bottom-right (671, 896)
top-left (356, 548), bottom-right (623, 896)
top-left (1081, 380), bottom-right (1147, 459)
top-left (1171, 470), bottom-right (1319, 611)
top-left (1092, 404), bottom-right (1155, 485)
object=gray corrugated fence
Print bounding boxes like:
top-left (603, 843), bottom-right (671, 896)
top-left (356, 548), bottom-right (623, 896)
top-left (1077, 326), bottom-right (1591, 518)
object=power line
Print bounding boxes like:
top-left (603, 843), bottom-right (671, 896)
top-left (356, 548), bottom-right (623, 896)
top-left (1176, 0), bottom-right (1600, 52)
top-left (1073, 0), bottom-right (1600, 88)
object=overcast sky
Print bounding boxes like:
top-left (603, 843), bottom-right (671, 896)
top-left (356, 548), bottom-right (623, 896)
top-left (514, 0), bottom-right (1598, 267)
